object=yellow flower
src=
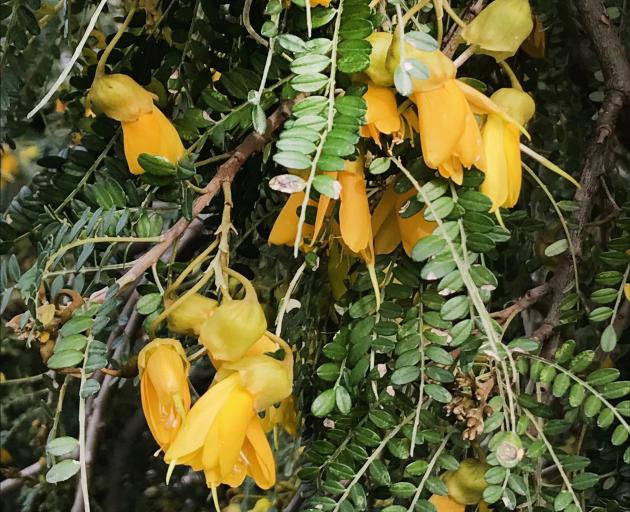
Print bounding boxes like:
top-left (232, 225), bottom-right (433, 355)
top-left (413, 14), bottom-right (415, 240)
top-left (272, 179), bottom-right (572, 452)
top-left (199, 272), bottom-right (267, 362)
top-left (138, 338), bottom-right (191, 451)
top-left (249, 498), bottom-right (273, 512)
top-left (460, 0), bottom-right (533, 61)
top-left (166, 293), bottom-right (218, 336)
top-left (310, 0), bottom-right (331, 6)
top-left (261, 395), bottom-right (299, 437)
top-left (360, 84), bottom-right (401, 147)
top-left (0, 146), bottom-right (19, 187)
top-left (164, 373), bottom-right (276, 490)
top-left (86, 73), bottom-right (185, 175)
top-left (372, 184), bottom-right (436, 257)
top-left (480, 88), bottom-right (535, 211)
top-left (338, 156), bottom-right (375, 264)
top-left (624, 283), bottom-right (630, 302)
top-left (429, 458), bottom-right (490, 511)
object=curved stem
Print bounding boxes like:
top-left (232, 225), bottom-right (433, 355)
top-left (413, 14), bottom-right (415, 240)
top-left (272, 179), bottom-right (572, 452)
top-left (95, 4), bottom-right (137, 78)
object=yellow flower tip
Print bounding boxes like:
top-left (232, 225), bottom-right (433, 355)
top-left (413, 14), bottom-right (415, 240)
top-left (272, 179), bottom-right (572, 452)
top-left (365, 32), bottom-right (395, 87)
top-left (211, 483), bottom-right (221, 512)
top-left (165, 458), bottom-right (177, 484)
top-left (199, 277), bottom-right (267, 362)
top-left (310, 0), bottom-right (331, 5)
top-left (121, 106), bottom-right (185, 175)
top-left (166, 293), bottom-right (218, 336)
top-left (460, 0), bottom-right (534, 61)
top-left (624, 283), bottom-right (630, 302)
top-left (87, 73), bottom-right (157, 122)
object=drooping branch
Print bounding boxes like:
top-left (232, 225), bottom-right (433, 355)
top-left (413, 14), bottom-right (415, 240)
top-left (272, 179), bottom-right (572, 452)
top-left (90, 97), bottom-right (298, 303)
top-left (442, 0), bottom-right (486, 58)
top-left (532, 0), bottom-right (630, 342)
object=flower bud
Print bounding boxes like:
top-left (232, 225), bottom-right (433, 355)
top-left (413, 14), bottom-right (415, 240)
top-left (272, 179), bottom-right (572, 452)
top-left (460, 0), bottom-right (534, 62)
top-left (86, 74), bottom-right (157, 122)
top-left (166, 293), bottom-right (218, 336)
top-left (199, 276), bottom-right (267, 362)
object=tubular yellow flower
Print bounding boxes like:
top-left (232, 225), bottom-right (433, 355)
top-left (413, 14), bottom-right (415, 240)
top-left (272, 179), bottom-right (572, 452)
top-left (428, 495), bottom-right (465, 512)
top-left (138, 338), bottom-right (191, 452)
top-left (310, 0), bottom-right (331, 5)
top-left (338, 156), bottom-right (374, 265)
top-left (268, 191), bottom-right (315, 246)
top-left (442, 458), bottom-right (489, 505)
top-left (165, 293), bottom-right (218, 336)
top-left (164, 373), bottom-right (276, 491)
top-left (86, 73), bottom-right (185, 175)
top-left (360, 84), bottom-right (401, 147)
top-left (198, 273), bottom-right (267, 362)
top-left (460, 0), bottom-right (533, 61)
top-left (480, 88), bottom-right (536, 211)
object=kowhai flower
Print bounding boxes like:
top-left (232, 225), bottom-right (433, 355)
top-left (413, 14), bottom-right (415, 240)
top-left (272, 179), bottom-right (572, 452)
top-left (86, 73), bottom-right (185, 175)
top-left (360, 84), bottom-right (401, 147)
top-left (138, 338), bottom-right (191, 452)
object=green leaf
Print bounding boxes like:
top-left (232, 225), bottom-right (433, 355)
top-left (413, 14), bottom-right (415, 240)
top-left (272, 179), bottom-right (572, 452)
top-left (137, 154), bottom-right (177, 176)
top-left (291, 54), bottom-right (331, 74)
top-left (424, 383), bottom-right (452, 403)
top-left (252, 104), bottom-right (267, 134)
top-left (313, 175), bottom-right (341, 199)
top-left (554, 491), bottom-right (573, 511)
top-left (601, 381), bottom-right (630, 399)
top-left (277, 34), bottom-right (306, 52)
top-left (369, 459), bottom-right (391, 486)
top-left (46, 436), bottom-right (79, 457)
top-left (46, 460), bottom-right (80, 484)
top-left (583, 394), bottom-right (602, 417)
top-left (335, 386), bottom-right (352, 414)
top-left (273, 151), bottom-right (312, 169)
top-left (597, 408), bottom-right (614, 428)
top-left (611, 424), bottom-right (629, 446)
top-left (600, 325), bottom-right (617, 353)
top-left (317, 362), bottom-right (340, 382)
top-left (587, 368), bottom-right (620, 385)
top-left (60, 316), bottom-right (93, 336)
top-left (136, 293), bottom-right (162, 315)
top-left (369, 157), bottom-right (391, 175)
top-left (589, 306), bottom-right (613, 322)
top-left (405, 459), bottom-right (429, 476)
top-left (424, 197), bottom-right (455, 221)
top-left (405, 31), bottom-right (439, 51)
top-left (394, 66), bottom-right (413, 96)
top-left (590, 288), bottom-right (619, 304)
top-left (569, 350), bottom-right (595, 373)
top-left (80, 379), bottom-right (101, 399)
top-left (311, 388), bottom-right (336, 417)
top-left (291, 73), bottom-right (329, 92)
top-left (482, 485), bottom-right (503, 504)
top-left (47, 350), bottom-right (85, 369)
top-left (391, 366), bottom-right (420, 385)
top-left (412, 235), bottom-right (446, 262)
top-left (484, 466), bottom-right (507, 485)
top-left (390, 482), bottom-right (417, 498)
top-left (440, 295), bottom-right (469, 321)
top-left (458, 190), bottom-right (492, 212)
top-left (552, 373), bottom-right (571, 398)
top-left (545, 239), bottom-right (568, 257)
top-left (572, 472), bottom-right (599, 490)
top-left (508, 338), bottom-right (540, 353)
top-left (425, 346), bottom-right (453, 365)
top-left (569, 383), bottom-right (586, 407)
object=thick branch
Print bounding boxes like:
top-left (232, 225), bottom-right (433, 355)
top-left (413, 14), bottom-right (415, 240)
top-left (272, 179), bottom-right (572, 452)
top-left (533, 0), bottom-right (630, 342)
top-left (492, 283), bottom-right (551, 324)
top-left (90, 98), bottom-right (298, 303)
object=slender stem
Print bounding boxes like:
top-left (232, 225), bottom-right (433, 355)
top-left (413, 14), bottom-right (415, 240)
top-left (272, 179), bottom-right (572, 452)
top-left (95, 4), bottom-right (137, 78)
top-left (332, 413), bottom-right (416, 512)
top-left (275, 262), bottom-right (307, 336)
top-left (78, 336), bottom-right (93, 512)
top-left (0, 373), bottom-right (47, 386)
top-left (407, 433), bottom-right (452, 512)
top-left (609, 263), bottom-right (630, 329)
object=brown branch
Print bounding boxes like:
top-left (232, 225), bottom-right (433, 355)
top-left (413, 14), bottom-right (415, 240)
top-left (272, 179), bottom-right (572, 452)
top-left (90, 98), bottom-right (299, 303)
top-left (0, 460), bottom-right (44, 495)
top-left (442, 0), bottom-right (486, 58)
top-left (532, 0), bottom-right (630, 342)
top-left (492, 283), bottom-right (551, 324)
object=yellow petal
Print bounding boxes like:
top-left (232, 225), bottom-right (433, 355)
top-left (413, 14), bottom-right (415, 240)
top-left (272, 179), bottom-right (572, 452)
top-left (414, 80), bottom-right (467, 169)
top-left (312, 173), bottom-right (337, 243)
top-left (453, 102), bottom-right (483, 169)
top-left (365, 32), bottom-right (395, 87)
top-left (243, 418), bottom-right (276, 489)
top-left (438, 158), bottom-right (464, 185)
top-left (338, 157), bottom-right (372, 255)
top-left (624, 283), bottom-right (630, 302)
top-left (269, 192), bottom-right (303, 246)
top-left (480, 114), bottom-right (509, 212)
top-left (460, 0), bottom-right (533, 61)
top-left (122, 106), bottom-right (185, 175)
top-left (364, 84), bottom-right (401, 134)
top-left (166, 293), bottom-right (217, 336)
top-left (504, 124), bottom-right (523, 207)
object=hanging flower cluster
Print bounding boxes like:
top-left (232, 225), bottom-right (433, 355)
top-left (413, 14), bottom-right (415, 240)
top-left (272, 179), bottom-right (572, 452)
top-left (137, 271), bottom-right (294, 507)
